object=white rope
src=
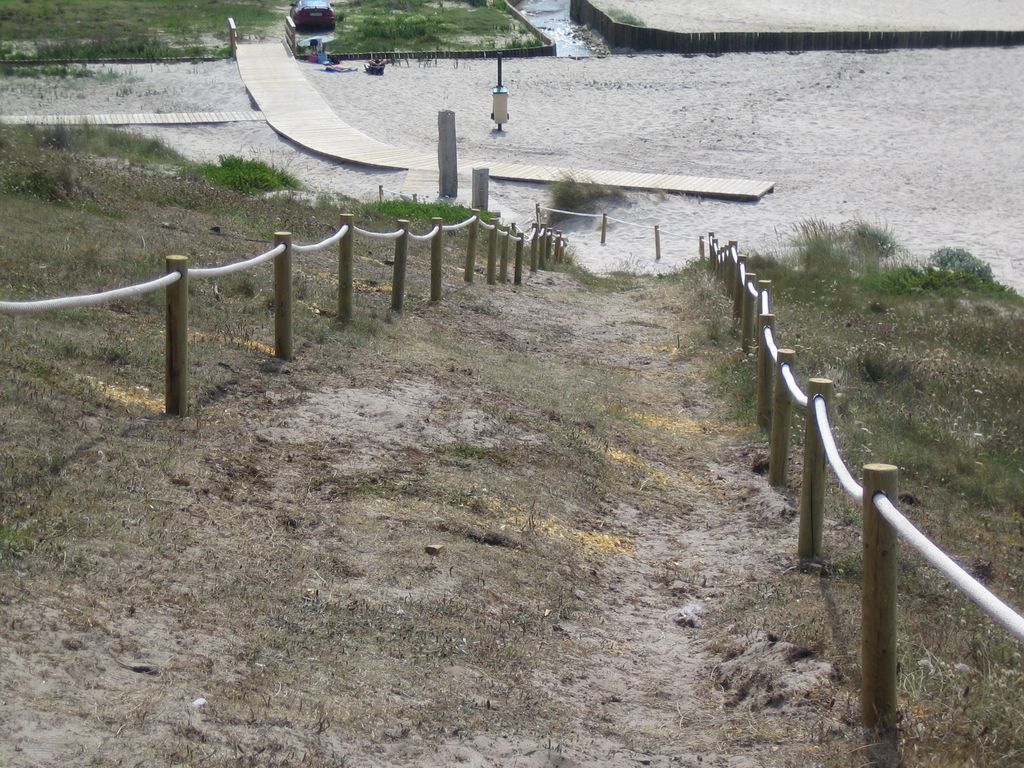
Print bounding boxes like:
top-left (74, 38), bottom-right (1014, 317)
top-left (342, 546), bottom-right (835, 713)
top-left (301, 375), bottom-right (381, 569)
top-left (760, 290), bottom-right (770, 315)
top-left (781, 363), bottom-right (809, 408)
top-left (763, 324), bottom-right (779, 364)
top-left (292, 225), bottom-right (348, 254)
top-left (354, 226), bottom-right (405, 241)
top-left (478, 220), bottom-right (496, 231)
top-left (441, 215), bottom-right (476, 232)
top-left (191, 243), bottom-right (286, 279)
top-left (746, 281), bottom-right (757, 299)
top-left (739, 261), bottom-right (746, 284)
top-left (814, 396), bottom-right (864, 502)
top-left (606, 216), bottom-right (651, 230)
top-left (874, 493), bottom-right (1024, 643)
top-left (539, 206), bottom-right (603, 219)
top-left (0, 272), bottom-right (182, 315)
top-left (409, 225), bottom-right (440, 243)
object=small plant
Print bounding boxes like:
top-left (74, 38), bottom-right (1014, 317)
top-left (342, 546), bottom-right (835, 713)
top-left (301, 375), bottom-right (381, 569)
top-left (195, 156), bottom-right (300, 195)
top-left (929, 247), bottom-right (994, 282)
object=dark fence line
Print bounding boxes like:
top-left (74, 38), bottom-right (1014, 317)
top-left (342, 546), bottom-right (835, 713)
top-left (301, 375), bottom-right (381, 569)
top-left (324, 45), bottom-right (555, 62)
top-left (570, 0), bottom-right (1024, 54)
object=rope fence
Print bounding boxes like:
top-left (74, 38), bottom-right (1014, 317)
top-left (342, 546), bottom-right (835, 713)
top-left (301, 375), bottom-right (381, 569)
top-left (0, 206), bottom-right (570, 417)
top-left (701, 231), bottom-right (1024, 735)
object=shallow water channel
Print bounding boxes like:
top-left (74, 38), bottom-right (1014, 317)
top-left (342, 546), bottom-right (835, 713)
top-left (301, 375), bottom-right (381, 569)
top-left (517, 0), bottom-right (593, 57)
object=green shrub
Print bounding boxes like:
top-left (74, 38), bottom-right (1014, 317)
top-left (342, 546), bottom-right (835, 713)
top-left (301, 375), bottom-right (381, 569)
top-left (864, 265), bottom-right (1009, 297)
top-left (609, 9), bottom-right (645, 25)
top-left (195, 156), bottom-right (300, 195)
top-left (362, 199), bottom-right (491, 224)
top-left (929, 247), bottom-right (993, 282)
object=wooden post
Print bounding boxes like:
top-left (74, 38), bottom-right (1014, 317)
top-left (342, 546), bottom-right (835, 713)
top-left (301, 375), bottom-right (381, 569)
top-left (472, 167), bottom-right (489, 211)
top-left (514, 232), bottom-right (524, 285)
top-left (273, 232), bottom-right (293, 360)
top-left (429, 216), bottom-right (443, 302)
top-left (741, 272), bottom-right (757, 353)
top-left (539, 229), bottom-right (549, 270)
top-left (757, 279), bottom-right (772, 317)
top-left (378, 184), bottom-right (383, 203)
top-left (227, 18), bottom-right (238, 59)
top-left (338, 213), bottom-right (354, 322)
top-left (535, 202), bottom-right (541, 230)
top-left (437, 111), bottom-right (458, 198)
top-left (769, 349), bottom-right (797, 487)
top-left (756, 313), bottom-right (775, 430)
top-left (499, 226), bottom-right (510, 283)
top-left (861, 463), bottom-right (899, 734)
top-left (699, 235), bottom-right (707, 268)
top-left (465, 210), bottom-right (480, 283)
top-left (555, 231), bottom-right (563, 263)
top-left (798, 378), bottom-right (833, 563)
top-left (544, 230), bottom-right (553, 269)
top-left (601, 213), bottom-right (608, 245)
top-left (391, 220), bottom-right (410, 312)
top-left (732, 257), bottom-right (745, 320)
top-left (529, 225), bottom-right (539, 273)
top-left (486, 223), bottom-right (498, 285)
top-left (165, 255), bottom-right (188, 417)
top-left (654, 225), bottom-right (661, 261)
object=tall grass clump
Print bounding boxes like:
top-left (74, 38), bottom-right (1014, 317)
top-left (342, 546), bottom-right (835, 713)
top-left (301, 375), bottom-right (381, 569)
top-left (196, 156), bottom-right (300, 195)
top-left (608, 9), bottom-right (645, 25)
top-left (548, 173), bottom-right (624, 222)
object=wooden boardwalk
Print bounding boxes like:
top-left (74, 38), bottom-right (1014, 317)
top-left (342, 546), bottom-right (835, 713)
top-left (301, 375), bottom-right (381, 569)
top-left (236, 42), bottom-right (775, 201)
top-left (0, 111), bottom-right (264, 126)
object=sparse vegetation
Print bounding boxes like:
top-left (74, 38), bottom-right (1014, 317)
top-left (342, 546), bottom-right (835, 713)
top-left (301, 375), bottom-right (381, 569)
top-left (608, 8), bottom-right (645, 26)
top-left (547, 172), bottom-right (625, 222)
top-left (695, 220), bottom-right (1024, 765)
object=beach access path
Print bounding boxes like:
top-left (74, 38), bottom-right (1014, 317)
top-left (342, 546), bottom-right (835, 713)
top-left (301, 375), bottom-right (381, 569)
top-left (234, 41), bottom-right (775, 201)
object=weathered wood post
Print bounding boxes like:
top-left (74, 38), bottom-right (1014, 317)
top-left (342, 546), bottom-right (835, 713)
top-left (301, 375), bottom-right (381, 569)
top-left (601, 213), bottom-right (608, 245)
top-left (438, 111), bottom-right (458, 198)
top-left (555, 231), bottom-right (563, 263)
top-left (430, 216), bottom-right (443, 302)
top-left (472, 167), bottom-right (489, 211)
top-left (227, 18), bottom-right (238, 59)
top-left (654, 225), bottom-right (662, 261)
top-left (499, 226), bottom-right (510, 283)
top-left (338, 213), bottom-right (354, 322)
top-left (391, 220), bottom-right (410, 312)
top-left (273, 231), bottom-right (293, 360)
top-left (465, 209), bottom-right (480, 283)
top-left (544, 230), bottom-right (554, 269)
top-left (741, 271), bottom-right (757, 353)
top-left (514, 231), bottom-right (524, 285)
top-left (732, 256), bottom-right (746, 320)
top-left (798, 378), bottom-right (833, 563)
top-left (699, 235), bottom-right (707, 269)
top-left (486, 223), bottom-right (498, 285)
top-left (861, 463), bottom-right (899, 734)
top-left (769, 348), bottom-right (797, 487)
top-left (539, 228), bottom-right (549, 270)
top-left (378, 184), bottom-right (383, 203)
top-left (757, 312), bottom-right (775, 430)
top-left (165, 255), bottom-right (189, 416)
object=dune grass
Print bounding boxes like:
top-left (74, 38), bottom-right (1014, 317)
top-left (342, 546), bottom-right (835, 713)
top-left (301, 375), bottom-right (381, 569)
top-left (692, 221), bottom-right (1024, 765)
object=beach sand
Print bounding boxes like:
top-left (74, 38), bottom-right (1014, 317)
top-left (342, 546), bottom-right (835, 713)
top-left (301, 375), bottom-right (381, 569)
top-left (590, 0), bottom-right (1024, 33)
top-left (2, 43), bottom-right (1022, 289)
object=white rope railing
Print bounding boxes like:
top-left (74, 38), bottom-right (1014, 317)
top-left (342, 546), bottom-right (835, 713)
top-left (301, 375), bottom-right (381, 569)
top-left (607, 216), bottom-right (652, 229)
top-left (760, 290), bottom-right (770, 315)
top-left (353, 225), bottom-right (405, 241)
top-left (441, 214), bottom-right (476, 232)
top-left (814, 396), bottom-right (864, 502)
top-left (540, 206), bottom-right (602, 219)
top-left (478, 219), bottom-right (496, 231)
top-left (873, 494), bottom-right (1024, 643)
top-left (292, 225), bottom-right (348, 254)
top-left (0, 272), bottom-right (181, 315)
top-left (739, 261), bottom-right (746, 284)
top-left (191, 243), bottom-right (286, 279)
top-left (763, 324), bottom-right (779, 363)
top-left (781, 363), bottom-right (809, 408)
top-left (746, 281), bottom-right (757, 299)
top-left (408, 225), bottom-right (440, 243)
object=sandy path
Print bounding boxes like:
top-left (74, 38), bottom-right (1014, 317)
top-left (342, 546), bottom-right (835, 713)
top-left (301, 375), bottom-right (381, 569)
top-left (590, 0), bottom-right (1024, 33)
top-left (2, 47), bottom-right (1023, 290)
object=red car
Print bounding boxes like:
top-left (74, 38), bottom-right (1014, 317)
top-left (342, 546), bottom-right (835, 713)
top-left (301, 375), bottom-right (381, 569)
top-left (290, 0), bottom-right (336, 29)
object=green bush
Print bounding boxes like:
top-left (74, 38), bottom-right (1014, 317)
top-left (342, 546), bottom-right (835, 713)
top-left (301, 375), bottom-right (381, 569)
top-left (929, 247), bottom-right (993, 282)
top-left (865, 265), bottom-right (1009, 296)
top-left (195, 156), bottom-right (300, 195)
top-left (548, 173), bottom-right (624, 222)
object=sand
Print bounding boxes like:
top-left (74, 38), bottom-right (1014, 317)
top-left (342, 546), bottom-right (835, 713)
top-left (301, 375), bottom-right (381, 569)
top-left (590, 0), bottom-right (1024, 33)
top-left (2, 43), bottom-right (1023, 290)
